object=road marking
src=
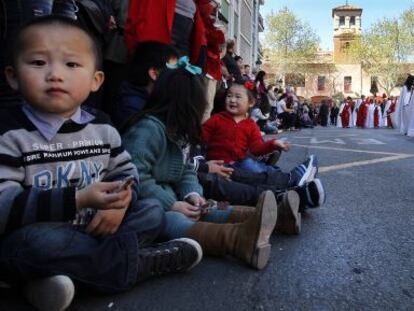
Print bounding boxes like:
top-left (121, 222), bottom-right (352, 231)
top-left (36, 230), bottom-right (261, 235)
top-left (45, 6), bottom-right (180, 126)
top-left (318, 155), bottom-right (413, 173)
top-left (291, 144), bottom-right (411, 156)
top-left (291, 144), bottom-right (414, 173)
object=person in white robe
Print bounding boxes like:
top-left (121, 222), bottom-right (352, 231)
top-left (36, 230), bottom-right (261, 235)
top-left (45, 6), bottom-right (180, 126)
top-left (366, 99), bottom-right (376, 128)
top-left (395, 75), bottom-right (414, 135)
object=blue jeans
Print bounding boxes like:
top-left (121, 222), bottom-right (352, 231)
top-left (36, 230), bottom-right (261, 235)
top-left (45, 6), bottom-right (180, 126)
top-left (232, 157), bottom-right (280, 174)
top-left (0, 198), bottom-right (164, 294)
top-left (0, 0), bottom-right (77, 104)
top-left (162, 208), bottom-right (232, 239)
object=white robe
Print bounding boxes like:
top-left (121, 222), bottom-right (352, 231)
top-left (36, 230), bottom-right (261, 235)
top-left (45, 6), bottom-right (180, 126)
top-left (350, 107), bottom-right (357, 127)
top-left (406, 93), bottom-right (414, 137)
top-left (366, 103), bottom-right (375, 128)
top-left (337, 103), bottom-right (344, 128)
top-left (395, 85), bottom-right (414, 135)
top-left (383, 100), bottom-right (392, 128)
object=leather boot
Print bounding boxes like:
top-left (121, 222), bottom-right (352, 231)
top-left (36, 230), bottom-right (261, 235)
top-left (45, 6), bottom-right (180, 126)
top-left (275, 190), bottom-right (301, 235)
top-left (186, 191), bottom-right (277, 270)
top-left (227, 206), bottom-right (256, 223)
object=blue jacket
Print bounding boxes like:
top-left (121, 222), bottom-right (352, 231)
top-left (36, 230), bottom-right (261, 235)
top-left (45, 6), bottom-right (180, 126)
top-left (114, 81), bottom-right (149, 129)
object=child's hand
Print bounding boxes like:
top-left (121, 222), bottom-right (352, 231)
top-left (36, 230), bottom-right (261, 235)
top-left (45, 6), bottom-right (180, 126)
top-left (76, 182), bottom-right (132, 210)
top-left (185, 194), bottom-right (206, 207)
top-left (172, 201), bottom-right (201, 221)
top-left (207, 160), bottom-right (234, 179)
top-left (274, 140), bottom-right (290, 152)
top-left (86, 208), bottom-right (127, 236)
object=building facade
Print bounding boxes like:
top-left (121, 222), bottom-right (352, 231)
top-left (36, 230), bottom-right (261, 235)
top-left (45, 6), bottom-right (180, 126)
top-left (284, 5), bottom-right (401, 102)
top-left (219, 0), bottom-right (265, 67)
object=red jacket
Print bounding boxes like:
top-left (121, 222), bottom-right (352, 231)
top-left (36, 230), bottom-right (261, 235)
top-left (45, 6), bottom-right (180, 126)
top-left (125, 0), bottom-right (206, 64)
top-left (202, 112), bottom-right (278, 163)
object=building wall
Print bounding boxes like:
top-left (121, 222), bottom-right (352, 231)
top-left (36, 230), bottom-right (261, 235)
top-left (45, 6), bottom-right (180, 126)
top-left (219, 0), bottom-right (264, 67)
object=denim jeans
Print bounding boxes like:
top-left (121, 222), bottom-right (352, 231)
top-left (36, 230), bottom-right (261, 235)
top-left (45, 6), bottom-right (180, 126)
top-left (0, 198), bottom-right (164, 294)
top-left (0, 0), bottom-right (77, 104)
top-left (162, 208), bottom-right (232, 240)
top-left (232, 157), bottom-right (281, 174)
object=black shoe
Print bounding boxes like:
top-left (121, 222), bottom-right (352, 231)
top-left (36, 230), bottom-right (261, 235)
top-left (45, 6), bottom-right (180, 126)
top-left (137, 238), bottom-right (202, 282)
top-left (294, 178), bottom-right (326, 211)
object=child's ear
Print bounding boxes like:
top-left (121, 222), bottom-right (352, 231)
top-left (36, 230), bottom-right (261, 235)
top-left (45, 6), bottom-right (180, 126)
top-left (91, 70), bottom-right (104, 92)
top-left (4, 66), bottom-right (19, 90)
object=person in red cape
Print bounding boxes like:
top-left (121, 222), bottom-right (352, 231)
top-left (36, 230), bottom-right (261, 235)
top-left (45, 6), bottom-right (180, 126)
top-left (340, 97), bottom-right (352, 128)
top-left (386, 96), bottom-right (397, 128)
top-left (198, 0), bottom-right (225, 122)
top-left (125, 0), bottom-right (207, 65)
top-left (357, 97), bottom-right (368, 128)
top-left (373, 101), bottom-right (381, 128)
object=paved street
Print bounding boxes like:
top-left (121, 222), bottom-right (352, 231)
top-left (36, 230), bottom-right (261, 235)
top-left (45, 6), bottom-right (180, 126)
top-left (1, 127), bottom-right (413, 311)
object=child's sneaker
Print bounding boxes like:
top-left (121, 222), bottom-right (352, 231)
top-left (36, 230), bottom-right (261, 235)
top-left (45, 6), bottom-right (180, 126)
top-left (295, 178), bottom-right (326, 210)
top-left (137, 238), bottom-right (202, 281)
top-left (24, 275), bottom-right (75, 311)
top-left (291, 154), bottom-right (318, 186)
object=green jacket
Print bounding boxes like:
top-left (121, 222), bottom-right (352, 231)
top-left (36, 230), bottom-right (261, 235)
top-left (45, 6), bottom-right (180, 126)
top-left (123, 116), bottom-right (203, 210)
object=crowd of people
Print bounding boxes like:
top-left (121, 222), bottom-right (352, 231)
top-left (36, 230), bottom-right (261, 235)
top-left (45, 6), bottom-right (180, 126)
top-left (0, 1), bottom-right (329, 311)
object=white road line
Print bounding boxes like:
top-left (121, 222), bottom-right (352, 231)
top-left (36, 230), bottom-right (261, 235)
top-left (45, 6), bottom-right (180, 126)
top-left (318, 155), bottom-right (414, 173)
top-left (291, 144), bottom-right (413, 156)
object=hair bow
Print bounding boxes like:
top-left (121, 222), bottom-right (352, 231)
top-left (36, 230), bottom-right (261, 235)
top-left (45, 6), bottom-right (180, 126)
top-left (166, 56), bottom-right (202, 75)
top-left (244, 80), bottom-right (255, 91)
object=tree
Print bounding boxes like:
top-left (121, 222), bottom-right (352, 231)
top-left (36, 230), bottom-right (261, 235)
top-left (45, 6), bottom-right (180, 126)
top-left (348, 7), bottom-right (414, 95)
top-left (263, 7), bottom-right (320, 80)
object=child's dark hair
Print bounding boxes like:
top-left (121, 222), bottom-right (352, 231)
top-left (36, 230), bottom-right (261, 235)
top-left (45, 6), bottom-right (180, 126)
top-left (123, 68), bottom-right (207, 144)
top-left (229, 82), bottom-right (257, 104)
top-left (8, 15), bottom-right (102, 68)
top-left (127, 42), bottom-right (179, 87)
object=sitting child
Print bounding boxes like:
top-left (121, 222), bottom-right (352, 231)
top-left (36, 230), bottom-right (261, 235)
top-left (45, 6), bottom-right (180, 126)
top-left (0, 16), bottom-right (201, 311)
top-left (202, 81), bottom-right (317, 179)
top-left (250, 93), bottom-right (278, 134)
top-left (122, 63), bottom-right (279, 270)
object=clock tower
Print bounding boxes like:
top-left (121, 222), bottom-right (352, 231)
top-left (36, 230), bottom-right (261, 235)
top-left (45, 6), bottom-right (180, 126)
top-left (332, 3), bottom-right (362, 64)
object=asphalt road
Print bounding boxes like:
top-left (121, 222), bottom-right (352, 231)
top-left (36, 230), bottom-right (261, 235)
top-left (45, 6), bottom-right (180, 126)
top-left (1, 127), bottom-right (414, 311)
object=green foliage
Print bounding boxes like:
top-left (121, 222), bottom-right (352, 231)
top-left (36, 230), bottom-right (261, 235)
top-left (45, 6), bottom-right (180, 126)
top-left (263, 7), bottom-right (320, 76)
top-left (348, 6), bottom-right (414, 94)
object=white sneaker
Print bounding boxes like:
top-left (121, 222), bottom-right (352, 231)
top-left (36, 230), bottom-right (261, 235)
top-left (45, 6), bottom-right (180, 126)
top-left (24, 275), bottom-right (75, 311)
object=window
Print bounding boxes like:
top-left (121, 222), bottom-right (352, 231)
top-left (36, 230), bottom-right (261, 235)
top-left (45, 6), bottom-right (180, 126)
top-left (344, 76), bottom-right (352, 93)
top-left (221, 0), bottom-right (230, 21)
top-left (350, 16), bottom-right (355, 26)
top-left (317, 76), bottom-right (326, 91)
top-left (339, 16), bottom-right (345, 26)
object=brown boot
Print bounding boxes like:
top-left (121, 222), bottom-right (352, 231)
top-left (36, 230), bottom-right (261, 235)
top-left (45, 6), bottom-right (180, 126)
top-left (227, 206), bottom-right (256, 223)
top-left (275, 190), bottom-right (301, 235)
top-left (186, 191), bottom-right (277, 270)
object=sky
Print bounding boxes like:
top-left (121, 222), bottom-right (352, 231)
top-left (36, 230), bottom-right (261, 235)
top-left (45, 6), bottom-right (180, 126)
top-left (261, 0), bottom-right (414, 50)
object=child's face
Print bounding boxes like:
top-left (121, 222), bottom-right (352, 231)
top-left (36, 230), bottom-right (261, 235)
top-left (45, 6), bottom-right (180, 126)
top-left (225, 85), bottom-right (253, 117)
top-left (6, 24), bottom-right (104, 118)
